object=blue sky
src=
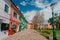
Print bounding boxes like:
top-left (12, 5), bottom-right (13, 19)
top-left (12, 0), bottom-right (60, 23)
top-left (12, 0), bottom-right (54, 13)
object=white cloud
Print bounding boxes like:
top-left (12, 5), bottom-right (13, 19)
top-left (23, 0), bottom-right (60, 23)
top-left (22, 0), bottom-right (49, 8)
top-left (29, 0), bottom-right (50, 8)
top-left (40, 1), bottom-right (60, 20)
top-left (31, 0), bottom-right (46, 8)
top-left (20, 1), bottom-right (27, 6)
top-left (41, 7), bottom-right (52, 20)
top-left (54, 2), bottom-right (60, 13)
top-left (35, 2), bottom-right (45, 8)
top-left (23, 9), bottom-right (52, 23)
top-left (20, 0), bottom-right (60, 8)
top-left (30, 0), bottom-right (60, 8)
top-left (52, 0), bottom-right (59, 3)
top-left (23, 9), bottom-right (52, 24)
top-left (28, 0), bottom-right (35, 5)
top-left (23, 10), bottom-right (37, 23)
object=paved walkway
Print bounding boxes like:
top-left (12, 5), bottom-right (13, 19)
top-left (3, 29), bottom-right (47, 40)
top-left (0, 30), bottom-right (8, 40)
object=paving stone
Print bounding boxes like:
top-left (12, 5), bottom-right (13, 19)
top-left (2, 29), bottom-right (47, 40)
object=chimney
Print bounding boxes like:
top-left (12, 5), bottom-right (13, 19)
top-left (16, 6), bottom-right (20, 10)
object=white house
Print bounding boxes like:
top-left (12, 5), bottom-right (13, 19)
top-left (0, 0), bottom-right (11, 31)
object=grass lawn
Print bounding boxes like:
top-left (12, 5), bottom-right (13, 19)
top-left (56, 30), bottom-right (60, 35)
top-left (35, 29), bottom-right (60, 40)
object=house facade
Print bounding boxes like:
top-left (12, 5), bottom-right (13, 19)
top-left (8, 0), bottom-right (20, 35)
top-left (0, 0), bottom-right (11, 31)
top-left (8, 0), bottom-right (28, 35)
top-left (19, 15), bottom-right (27, 31)
top-left (27, 23), bottom-right (34, 29)
top-left (44, 24), bottom-right (52, 29)
top-left (0, 0), bottom-right (28, 35)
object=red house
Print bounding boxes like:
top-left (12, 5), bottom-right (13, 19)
top-left (45, 24), bottom-right (52, 29)
top-left (8, 0), bottom-right (21, 35)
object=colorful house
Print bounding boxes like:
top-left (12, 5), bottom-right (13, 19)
top-left (8, 2), bottom-right (20, 35)
top-left (0, 0), bottom-right (28, 35)
top-left (7, 0), bottom-right (28, 35)
top-left (0, 0), bottom-right (11, 31)
top-left (27, 23), bottom-right (34, 29)
top-left (44, 24), bottom-right (52, 29)
top-left (19, 16), bottom-right (28, 31)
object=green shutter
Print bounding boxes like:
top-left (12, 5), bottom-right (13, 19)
top-left (19, 17), bottom-right (26, 30)
top-left (4, 4), bottom-right (9, 13)
top-left (6, 23), bottom-right (8, 27)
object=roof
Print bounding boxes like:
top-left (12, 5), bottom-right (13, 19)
top-left (7, 0), bottom-right (28, 23)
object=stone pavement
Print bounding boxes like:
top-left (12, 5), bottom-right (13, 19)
top-left (3, 29), bottom-right (47, 40)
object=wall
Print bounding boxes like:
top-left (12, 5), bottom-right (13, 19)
top-left (27, 23), bottom-right (34, 29)
top-left (8, 5), bottom-right (20, 35)
top-left (10, 6), bottom-right (20, 25)
top-left (0, 0), bottom-right (10, 23)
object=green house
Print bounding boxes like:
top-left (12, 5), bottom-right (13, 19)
top-left (19, 14), bottom-right (28, 31)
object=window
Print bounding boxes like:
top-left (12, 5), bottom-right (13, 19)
top-left (4, 4), bottom-right (9, 13)
top-left (1, 23), bottom-right (9, 31)
top-left (14, 12), bottom-right (17, 18)
top-left (19, 16), bottom-right (21, 20)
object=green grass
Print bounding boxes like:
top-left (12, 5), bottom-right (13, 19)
top-left (55, 30), bottom-right (60, 38)
top-left (35, 29), bottom-right (60, 40)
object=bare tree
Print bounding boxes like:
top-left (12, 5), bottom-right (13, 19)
top-left (32, 11), bottom-right (44, 28)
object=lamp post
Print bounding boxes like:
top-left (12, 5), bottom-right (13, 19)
top-left (50, 3), bottom-right (57, 40)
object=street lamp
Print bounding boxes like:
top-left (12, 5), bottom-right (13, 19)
top-left (50, 3), bottom-right (57, 40)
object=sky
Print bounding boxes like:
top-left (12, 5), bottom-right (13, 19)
top-left (12, 0), bottom-right (60, 23)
